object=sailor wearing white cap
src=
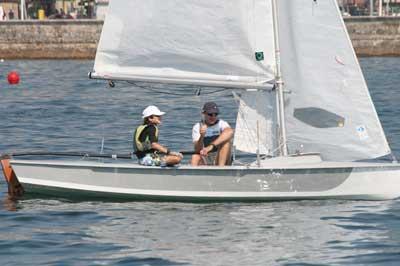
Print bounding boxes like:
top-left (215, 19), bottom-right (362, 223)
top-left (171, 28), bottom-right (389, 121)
top-left (141, 105), bottom-right (165, 118)
top-left (133, 105), bottom-right (182, 166)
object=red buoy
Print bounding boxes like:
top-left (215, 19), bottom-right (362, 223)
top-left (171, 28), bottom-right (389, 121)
top-left (7, 71), bottom-right (20, 85)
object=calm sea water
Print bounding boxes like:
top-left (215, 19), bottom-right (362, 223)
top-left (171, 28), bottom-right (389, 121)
top-left (0, 58), bottom-right (400, 265)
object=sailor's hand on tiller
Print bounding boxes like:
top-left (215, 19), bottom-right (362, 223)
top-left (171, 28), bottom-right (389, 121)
top-left (200, 146), bottom-right (212, 156)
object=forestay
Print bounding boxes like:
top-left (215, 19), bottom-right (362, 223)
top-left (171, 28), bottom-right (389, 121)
top-left (93, 0), bottom-right (276, 89)
top-left (277, 0), bottom-right (391, 161)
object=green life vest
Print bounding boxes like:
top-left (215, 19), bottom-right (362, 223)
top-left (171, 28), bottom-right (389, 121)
top-left (133, 124), bottom-right (159, 152)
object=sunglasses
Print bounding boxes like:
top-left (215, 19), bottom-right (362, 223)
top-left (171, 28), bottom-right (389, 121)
top-left (149, 115), bottom-right (161, 119)
top-left (207, 113), bottom-right (218, 117)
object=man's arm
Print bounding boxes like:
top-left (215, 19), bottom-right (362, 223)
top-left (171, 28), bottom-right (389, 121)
top-left (211, 127), bottom-right (234, 147)
top-left (200, 127), bottom-right (234, 156)
top-left (148, 125), bottom-right (169, 154)
top-left (151, 142), bottom-right (169, 154)
top-left (193, 123), bottom-right (207, 153)
top-left (194, 140), bottom-right (202, 154)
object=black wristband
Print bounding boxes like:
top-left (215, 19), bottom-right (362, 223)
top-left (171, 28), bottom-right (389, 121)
top-left (166, 148), bottom-right (170, 155)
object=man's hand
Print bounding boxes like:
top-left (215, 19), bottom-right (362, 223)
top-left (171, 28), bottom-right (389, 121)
top-left (200, 145), bottom-right (213, 156)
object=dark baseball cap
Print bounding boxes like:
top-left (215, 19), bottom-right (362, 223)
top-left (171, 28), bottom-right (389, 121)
top-left (202, 102), bottom-right (219, 114)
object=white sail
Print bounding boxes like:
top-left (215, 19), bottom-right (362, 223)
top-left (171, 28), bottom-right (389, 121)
top-left (92, 0), bottom-right (276, 89)
top-left (233, 90), bottom-right (277, 155)
top-left (277, 0), bottom-right (391, 161)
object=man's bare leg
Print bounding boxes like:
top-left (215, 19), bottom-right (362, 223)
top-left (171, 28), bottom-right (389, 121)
top-left (216, 141), bottom-right (231, 166)
top-left (164, 154), bottom-right (182, 166)
top-left (191, 154), bottom-right (205, 166)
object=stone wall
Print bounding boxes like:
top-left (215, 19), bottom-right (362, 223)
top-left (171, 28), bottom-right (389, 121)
top-left (0, 17), bottom-right (399, 59)
top-left (0, 20), bottom-right (102, 59)
top-left (345, 17), bottom-right (400, 56)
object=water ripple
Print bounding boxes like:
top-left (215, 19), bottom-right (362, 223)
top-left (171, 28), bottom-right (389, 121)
top-left (0, 59), bottom-right (400, 265)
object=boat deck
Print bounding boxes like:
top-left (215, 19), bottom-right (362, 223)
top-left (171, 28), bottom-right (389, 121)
top-left (10, 158), bottom-right (400, 171)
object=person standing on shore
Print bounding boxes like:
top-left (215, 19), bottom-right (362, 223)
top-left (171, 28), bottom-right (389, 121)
top-left (8, 9), bottom-right (14, 20)
top-left (0, 6), bottom-right (5, 21)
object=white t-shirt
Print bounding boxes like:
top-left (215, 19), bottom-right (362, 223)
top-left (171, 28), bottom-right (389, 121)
top-left (192, 119), bottom-right (230, 146)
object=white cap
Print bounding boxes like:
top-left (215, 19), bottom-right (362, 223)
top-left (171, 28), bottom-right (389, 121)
top-left (142, 105), bottom-right (165, 118)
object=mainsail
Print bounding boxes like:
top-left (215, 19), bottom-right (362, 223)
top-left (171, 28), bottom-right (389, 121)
top-left (277, 0), bottom-right (392, 161)
top-left (92, 0), bottom-right (276, 89)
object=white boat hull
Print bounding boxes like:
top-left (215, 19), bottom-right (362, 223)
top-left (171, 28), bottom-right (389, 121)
top-left (6, 158), bottom-right (400, 201)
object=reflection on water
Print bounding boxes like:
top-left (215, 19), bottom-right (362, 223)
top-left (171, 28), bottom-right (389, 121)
top-left (0, 59), bottom-right (399, 265)
top-left (2, 199), bottom-right (399, 265)
top-left (1, 194), bottom-right (18, 212)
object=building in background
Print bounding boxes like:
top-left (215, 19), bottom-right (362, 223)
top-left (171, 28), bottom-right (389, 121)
top-left (339, 0), bottom-right (400, 16)
top-left (0, 0), bottom-right (102, 19)
top-left (339, 0), bottom-right (370, 16)
top-left (1, 0), bottom-right (400, 20)
top-left (95, 0), bottom-right (107, 20)
top-left (39, 0), bottom-right (97, 19)
top-left (0, 0), bottom-right (20, 20)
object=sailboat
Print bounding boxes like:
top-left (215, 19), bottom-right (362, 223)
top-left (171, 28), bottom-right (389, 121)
top-left (2, 0), bottom-right (400, 201)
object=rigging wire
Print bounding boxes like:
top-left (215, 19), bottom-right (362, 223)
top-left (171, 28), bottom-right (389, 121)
top-left (106, 80), bottom-right (236, 97)
top-left (105, 80), bottom-right (291, 161)
top-left (128, 81), bottom-right (229, 96)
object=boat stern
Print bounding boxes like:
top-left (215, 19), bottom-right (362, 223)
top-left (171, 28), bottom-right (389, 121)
top-left (1, 158), bottom-right (24, 197)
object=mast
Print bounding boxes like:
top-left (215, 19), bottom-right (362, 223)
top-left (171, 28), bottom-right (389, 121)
top-left (271, 0), bottom-right (288, 156)
top-left (20, 0), bottom-right (25, 20)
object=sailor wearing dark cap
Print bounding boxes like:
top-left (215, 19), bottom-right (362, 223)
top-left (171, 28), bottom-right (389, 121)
top-left (191, 102), bottom-right (234, 166)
